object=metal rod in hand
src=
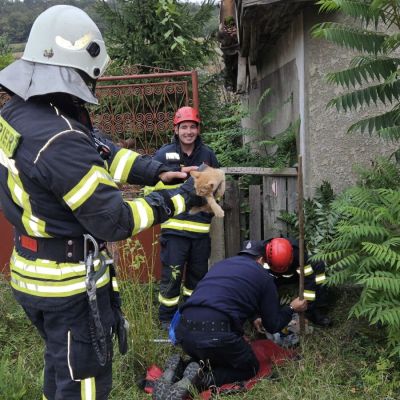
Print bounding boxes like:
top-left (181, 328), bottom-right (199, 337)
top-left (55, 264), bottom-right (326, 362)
top-left (297, 155), bottom-right (306, 334)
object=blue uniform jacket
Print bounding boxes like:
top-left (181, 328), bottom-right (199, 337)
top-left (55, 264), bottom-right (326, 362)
top-left (181, 254), bottom-right (294, 334)
top-left (152, 135), bottom-right (219, 238)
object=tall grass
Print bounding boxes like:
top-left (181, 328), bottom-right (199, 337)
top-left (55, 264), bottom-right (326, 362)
top-left (1, 250), bottom-right (399, 399)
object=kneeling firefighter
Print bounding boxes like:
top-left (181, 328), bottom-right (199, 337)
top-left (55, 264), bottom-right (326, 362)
top-left (0, 5), bottom-right (204, 399)
top-left (264, 237), bottom-right (332, 327)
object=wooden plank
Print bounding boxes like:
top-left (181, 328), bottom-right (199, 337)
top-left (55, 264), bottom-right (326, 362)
top-left (249, 185), bottom-right (261, 240)
top-left (209, 215), bottom-right (225, 265)
top-left (287, 176), bottom-right (298, 213)
top-left (236, 56), bottom-right (248, 94)
top-left (224, 180), bottom-right (241, 257)
top-left (222, 167), bottom-right (297, 176)
top-left (263, 176), bottom-right (287, 238)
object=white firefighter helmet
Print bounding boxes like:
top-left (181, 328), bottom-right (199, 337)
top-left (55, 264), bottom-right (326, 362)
top-left (22, 5), bottom-right (110, 80)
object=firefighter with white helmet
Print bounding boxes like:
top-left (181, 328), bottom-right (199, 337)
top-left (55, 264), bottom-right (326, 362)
top-left (0, 5), bottom-right (204, 399)
top-left (145, 106), bottom-right (219, 330)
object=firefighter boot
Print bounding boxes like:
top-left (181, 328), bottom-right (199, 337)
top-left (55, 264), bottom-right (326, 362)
top-left (306, 309), bottom-right (332, 327)
top-left (152, 354), bottom-right (185, 400)
top-left (164, 361), bottom-right (201, 400)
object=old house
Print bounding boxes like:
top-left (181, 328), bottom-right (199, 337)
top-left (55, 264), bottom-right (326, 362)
top-left (218, 0), bottom-right (396, 197)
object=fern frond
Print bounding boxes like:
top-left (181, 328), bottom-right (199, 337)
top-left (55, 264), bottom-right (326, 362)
top-left (328, 80), bottom-right (400, 111)
top-left (326, 268), bottom-right (356, 285)
top-left (383, 32), bottom-right (400, 52)
top-left (361, 242), bottom-right (400, 270)
top-left (316, 1), bottom-right (382, 26)
top-left (327, 56), bottom-right (400, 88)
top-left (357, 271), bottom-right (400, 295)
top-left (347, 108), bottom-right (400, 134)
top-left (338, 224), bottom-right (389, 241)
top-left (312, 22), bottom-right (387, 54)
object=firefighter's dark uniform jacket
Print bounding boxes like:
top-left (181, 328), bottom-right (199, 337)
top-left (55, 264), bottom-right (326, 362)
top-left (0, 94), bottom-right (197, 399)
top-left (147, 135), bottom-right (219, 320)
top-left (0, 95), bottom-right (190, 308)
top-left (175, 254), bottom-right (294, 386)
top-left (148, 135), bottom-right (219, 238)
top-left (180, 254), bottom-right (293, 334)
top-left (268, 238), bottom-right (327, 305)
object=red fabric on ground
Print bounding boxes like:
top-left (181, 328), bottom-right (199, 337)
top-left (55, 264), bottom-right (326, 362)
top-left (145, 339), bottom-right (297, 398)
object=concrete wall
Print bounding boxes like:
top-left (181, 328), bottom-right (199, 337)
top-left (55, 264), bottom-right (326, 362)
top-left (248, 6), bottom-right (397, 197)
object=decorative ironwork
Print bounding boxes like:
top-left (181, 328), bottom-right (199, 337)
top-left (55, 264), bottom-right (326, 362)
top-left (0, 66), bottom-right (199, 155)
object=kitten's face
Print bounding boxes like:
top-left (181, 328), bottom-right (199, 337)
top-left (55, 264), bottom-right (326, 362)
top-left (190, 167), bottom-right (225, 196)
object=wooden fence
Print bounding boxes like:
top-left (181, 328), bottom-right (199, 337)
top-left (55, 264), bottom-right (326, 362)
top-left (209, 166), bottom-right (298, 264)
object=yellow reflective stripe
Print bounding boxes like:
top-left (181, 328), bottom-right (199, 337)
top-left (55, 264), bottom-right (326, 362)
top-left (304, 290), bottom-right (316, 301)
top-left (11, 270), bottom-right (110, 297)
top-left (158, 293), bottom-right (180, 307)
top-left (10, 251), bottom-right (110, 297)
top-left (143, 181), bottom-right (181, 196)
top-left (296, 265), bottom-right (313, 276)
top-left (109, 149), bottom-right (139, 183)
top-left (112, 277), bottom-right (119, 292)
top-left (182, 286), bottom-right (193, 297)
top-left (315, 273), bottom-right (326, 284)
top-left (81, 378), bottom-right (95, 400)
top-left (127, 198), bottom-right (155, 235)
top-left (63, 165), bottom-right (117, 211)
top-left (171, 194), bottom-right (186, 215)
top-left (161, 219), bottom-right (210, 233)
top-left (6, 163), bottom-right (50, 237)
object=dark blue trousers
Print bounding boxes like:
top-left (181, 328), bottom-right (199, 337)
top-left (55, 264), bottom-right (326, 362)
top-left (175, 324), bottom-right (259, 387)
top-left (159, 234), bottom-right (211, 322)
top-left (20, 287), bottom-right (115, 400)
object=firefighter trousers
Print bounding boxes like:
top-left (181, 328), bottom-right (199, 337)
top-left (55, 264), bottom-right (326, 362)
top-left (158, 234), bottom-right (211, 322)
top-left (19, 286), bottom-right (115, 400)
top-left (175, 323), bottom-right (259, 387)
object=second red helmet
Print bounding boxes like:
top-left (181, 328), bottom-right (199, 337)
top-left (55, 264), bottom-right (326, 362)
top-left (265, 238), bottom-right (294, 273)
top-left (173, 106), bottom-right (201, 126)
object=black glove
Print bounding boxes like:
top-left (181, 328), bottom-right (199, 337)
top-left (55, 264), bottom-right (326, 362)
top-left (114, 308), bottom-right (129, 355)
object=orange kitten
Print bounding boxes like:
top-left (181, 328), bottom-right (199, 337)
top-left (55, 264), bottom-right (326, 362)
top-left (189, 166), bottom-right (225, 218)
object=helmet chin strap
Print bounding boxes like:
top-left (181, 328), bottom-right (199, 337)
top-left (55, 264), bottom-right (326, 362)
top-left (76, 68), bottom-right (97, 95)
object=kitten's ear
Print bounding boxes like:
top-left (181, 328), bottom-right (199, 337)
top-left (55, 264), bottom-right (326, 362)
top-left (190, 170), bottom-right (201, 178)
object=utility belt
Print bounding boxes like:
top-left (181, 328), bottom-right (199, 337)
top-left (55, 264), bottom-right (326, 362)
top-left (180, 316), bottom-right (231, 333)
top-left (15, 231), bottom-right (106, 263)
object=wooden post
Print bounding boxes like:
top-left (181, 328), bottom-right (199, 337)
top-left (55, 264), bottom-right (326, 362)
top-left (297, 155), bottom-right (305, 334)
top-left (249, 185), bottom-right (261, 240)
top-left (224, 180), bottom-right (241, 257)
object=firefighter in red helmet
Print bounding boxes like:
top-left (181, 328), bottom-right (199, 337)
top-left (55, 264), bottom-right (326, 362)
top-left (145, 106), bottom-right (219, 330)
top-left (264, 238), bottom-right (332, 327)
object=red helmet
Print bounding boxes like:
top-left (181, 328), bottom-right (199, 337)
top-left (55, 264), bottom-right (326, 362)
top-left (173, 106), bottom-right (200, 126)
top-left (265, 238), bottom-right (294, 273)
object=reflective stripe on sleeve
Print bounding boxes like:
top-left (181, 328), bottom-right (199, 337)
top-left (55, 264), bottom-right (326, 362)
top-left (143, 181), bottom-right (181, 196)
top-left (63, 165), bottom-right (117, 211)
top-left (304, 290), bottom-right (316, 301)
top-left (160, 219), bottom-right (210, 233)
top-left (6, 163), bottom-right (50, 237)
top-left (109, 149), bottom-right (139, 183)
top-left (315, 273), bottom-right (326, 284)
top-left (182, 286), bottom-right (193, 297)
top-left (296, 264), bottom-right (313, 276)
top-left (158, 293), bottom-right (180, 307)
top-left (127, 198), bottom-right (155, 235)
top-left (171, 194), bottom-right (186, 215)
